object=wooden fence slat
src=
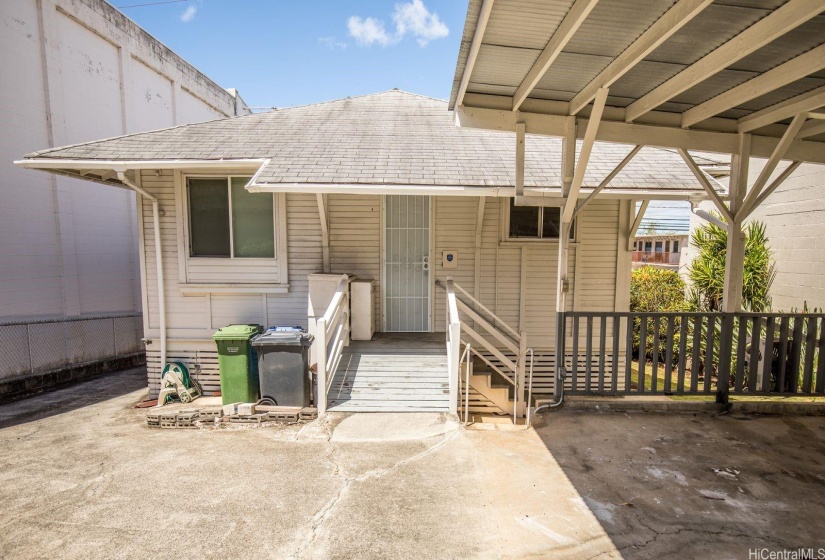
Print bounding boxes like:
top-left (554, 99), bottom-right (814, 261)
top-left (625, 316), bottom-right (633, 394)
top-left (571, 315), bottom-right (579, 392)
top-left (651, 316), bottom-right (660, 392)
top-left (611, 316), bottom-right (619, 393)
top-left (777, 316), bottom-right (790, 393)
top-left (663, 316), bottom-right (674, 393)
top-left (788, 316), bottom-right (804, 393)
top-left (734, 316), bottom-right (748, 393)
top-left (691, 315), bottom-right (702, 393)
top-left (704, 315), bottom-right (714, 394)
top-left (585, 317), bottom-right (593, 392)
top-left (639, 316), bottom-right (647, 394)
top-left (802, 316), bottom-right (817, 394)
top-left (817, 317), bottom-right (825, 394)
top-left (748, 316), bottom-right (761, 393)
top-left (677, 316), bottom-right (688, 394)
top-left (762, 317), bottom-right (776, 394)
top-left (598, 315), bottom-right (607, 392)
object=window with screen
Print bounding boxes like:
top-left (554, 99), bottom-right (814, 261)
top-left (187, 177), bottom-right (275, 258)
top-left (508, 199), bottom-right (571, 240)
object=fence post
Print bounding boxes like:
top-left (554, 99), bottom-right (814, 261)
top-left (717, 313), bottom-right (735, 404)
top-left (517, 331), bottom-right (527, 417)
top-left (554, 311), bottom-right (566, 401)
top-left (316, 317), bottom-right (327, 415)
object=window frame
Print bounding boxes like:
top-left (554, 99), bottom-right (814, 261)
top-left (502, 199), bottom-right (576, 243)
top-left (185, 175), bottom-right (278, 260)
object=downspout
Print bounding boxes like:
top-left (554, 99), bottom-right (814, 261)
top-left (118, 171), bottom-right (167, 369)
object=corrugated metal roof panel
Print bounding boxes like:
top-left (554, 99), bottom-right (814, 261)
top-left (731, 15), bottom-right (825, 72)
top-left (671, 68), bottom-right (759, 106)
top-left (732, 77), bottom-right (825, 112)
top-left (608, 60), bottom-right (687, 100)
top-left (645, 3), bottom-right (769, 65)
top-left (536, 52), bottom-right (613, 95)
top-left (469, 44), bottom-right (539, 90)
top-left (563, 0), bottom-right (677, 58)
top-left (483, 0), bottom-right (574, 50)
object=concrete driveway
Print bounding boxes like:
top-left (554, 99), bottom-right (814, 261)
top-left (0, 367), bottom-right (614, 560)
top-left (1, 367), bottom-right (823, 559)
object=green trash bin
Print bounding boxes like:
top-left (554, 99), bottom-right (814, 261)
top-left (213, 324), bottom-right (263, 404)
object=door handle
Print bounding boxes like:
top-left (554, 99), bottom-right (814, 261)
top-left (422, 256), bottom-right (429, 271)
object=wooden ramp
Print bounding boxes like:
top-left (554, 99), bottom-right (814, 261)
top-left (327, 333), bottom-right (450, 412)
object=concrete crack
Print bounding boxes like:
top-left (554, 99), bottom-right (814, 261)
top-left (286, 420), bottom-right (460, 560)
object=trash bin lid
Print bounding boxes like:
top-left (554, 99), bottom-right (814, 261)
top-left (213, 324), bottom-right (263, 341)
top-left (252, 329), bottom-right (314, 347)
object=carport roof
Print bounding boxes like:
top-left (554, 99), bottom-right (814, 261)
top-left (19, 90), bottom-right (722, 194)
top-left (450, 0), bottom-right (825, 164)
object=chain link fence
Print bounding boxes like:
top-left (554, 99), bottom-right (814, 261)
top-left (0, 313), bottom-right (143, 381)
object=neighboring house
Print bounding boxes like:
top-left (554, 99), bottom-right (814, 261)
top-left (631, 234), bottom-right (688, 272)
top-left (18, 90), bottom-right (715, 414)
top-left (0, 0), bottom-right (249, 392)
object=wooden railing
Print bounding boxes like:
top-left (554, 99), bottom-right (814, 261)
top-left (562, 311), bottom-right (825, 398)
top-left (440, 277), bottom-right (528, 417)
top-left (315, 274), bottom-right (351, 414)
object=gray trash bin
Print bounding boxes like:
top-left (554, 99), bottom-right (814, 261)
top-left (251, 327), bottom-right (315, 407)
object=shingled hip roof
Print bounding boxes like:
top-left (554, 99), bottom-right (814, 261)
top-left (20, 90), bottom-right (721, 193)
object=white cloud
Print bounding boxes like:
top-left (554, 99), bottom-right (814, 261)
top-left (180, 4), bottom-right (196, 23)
top-left (347, 0), bottom-right (448, 47)
top-left (393, 0), bottom-right (449, 46)
top-left (347, 16), bottom-right (393, 46)
top-left (318, 36), bottom-right (348, 50)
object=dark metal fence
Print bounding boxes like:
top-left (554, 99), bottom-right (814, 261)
top-left (561, 312), bottom-right (825, 398)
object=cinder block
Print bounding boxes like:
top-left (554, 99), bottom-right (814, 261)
top-left (198, 408), bottom-right (222, 422)
top-left (160, 413), bottom-right (177, 429)
top-left (222, 403), bottom-right (241, 417)
top-left (176, 411), bottom-right (200, 428)
top-left (268, 411), bottom-right (299, 423)
top-left (237, 403), bottom-right (256, 416)
top-left (146, 410), bottom-right (161, 428)
top-left (299, 407), bottom-right (318, 421)
top-left (230, 413), bottom-right (266, 424)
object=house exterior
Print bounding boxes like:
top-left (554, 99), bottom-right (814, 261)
top-left (18, 90), bottom-right (717, 414)
top-left (631, 233), bottom-right (688, 271)
top-left (0, 0), bottom-right (249, 390)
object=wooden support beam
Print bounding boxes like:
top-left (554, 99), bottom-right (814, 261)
top-left (572, 145), bottom-right (642, 220)
top-left (561, 117), bottom-right (576, 197)
top-left (455, 103), bottom-right (825, 164)
top-left (738, 85), bottom-right (825, 133)
top-left (682, 44), bottom-right (825, 128)
top-left (316, 193), bottom-right (330, 273)
top-left (512, 0), bottom-right (600, 111)
top-left (722, 133), bottom-right (751, 312)
top-left (798, 119), bottom-right (825, 139)
top-left (625, 0), bottom-right (825, 122)
top-left (628, 200), bottom-right (650, 245)
top-left (563, 88), bottom-right (608, 223)
top-left (740, 161), bottom-right (802, 220)
top-left (677, 148), bottom-right (733, 222)
top-left (515, 122), bottom-right (525, 197)
top-left (473, 196), bottom-right (486, 301)
top-left (569, 0), bottom-right (713, 115)
top-left (455, 0), bottom-right (495, 108)
top-left (740, 113), bottom-right (807, 215)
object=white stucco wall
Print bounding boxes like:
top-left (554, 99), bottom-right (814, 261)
top-left (686, 161), bottom-right (825, 311)
top-left (0, 0), bottom-right (250, 320)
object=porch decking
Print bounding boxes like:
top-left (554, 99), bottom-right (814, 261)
top-left (326, 333), bottom-right (450, 412)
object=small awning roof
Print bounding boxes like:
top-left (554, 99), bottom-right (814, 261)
top-left (450, 0), bottom-right (825, 164)
top-left (18, 90), bottom-right (725, 197)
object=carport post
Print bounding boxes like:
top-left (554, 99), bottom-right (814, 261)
top-left (718, 135), bottom-right (751, 403)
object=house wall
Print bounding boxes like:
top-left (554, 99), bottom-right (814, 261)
top-left (0, 0), bottom-right (249, 322)
top-left (687, 161), bottom-right (825, 311)
top-left (744, 161), bottom-right (825, 311)
top-left (137, 174), bottom-right (629, 394)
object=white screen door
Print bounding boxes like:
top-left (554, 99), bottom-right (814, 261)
top-left (384, 195), bottom-right (430, 332)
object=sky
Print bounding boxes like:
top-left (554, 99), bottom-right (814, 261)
top-left (118, 0), bottom-right (689, 233)
top-left (118, 0), bottom-right (467, 109)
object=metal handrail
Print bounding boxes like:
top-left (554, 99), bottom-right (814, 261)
top-left (459, 342), bottom-right (472, 425)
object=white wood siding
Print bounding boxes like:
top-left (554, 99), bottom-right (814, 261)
top-left (139, 186), bottom-right (626, 394)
